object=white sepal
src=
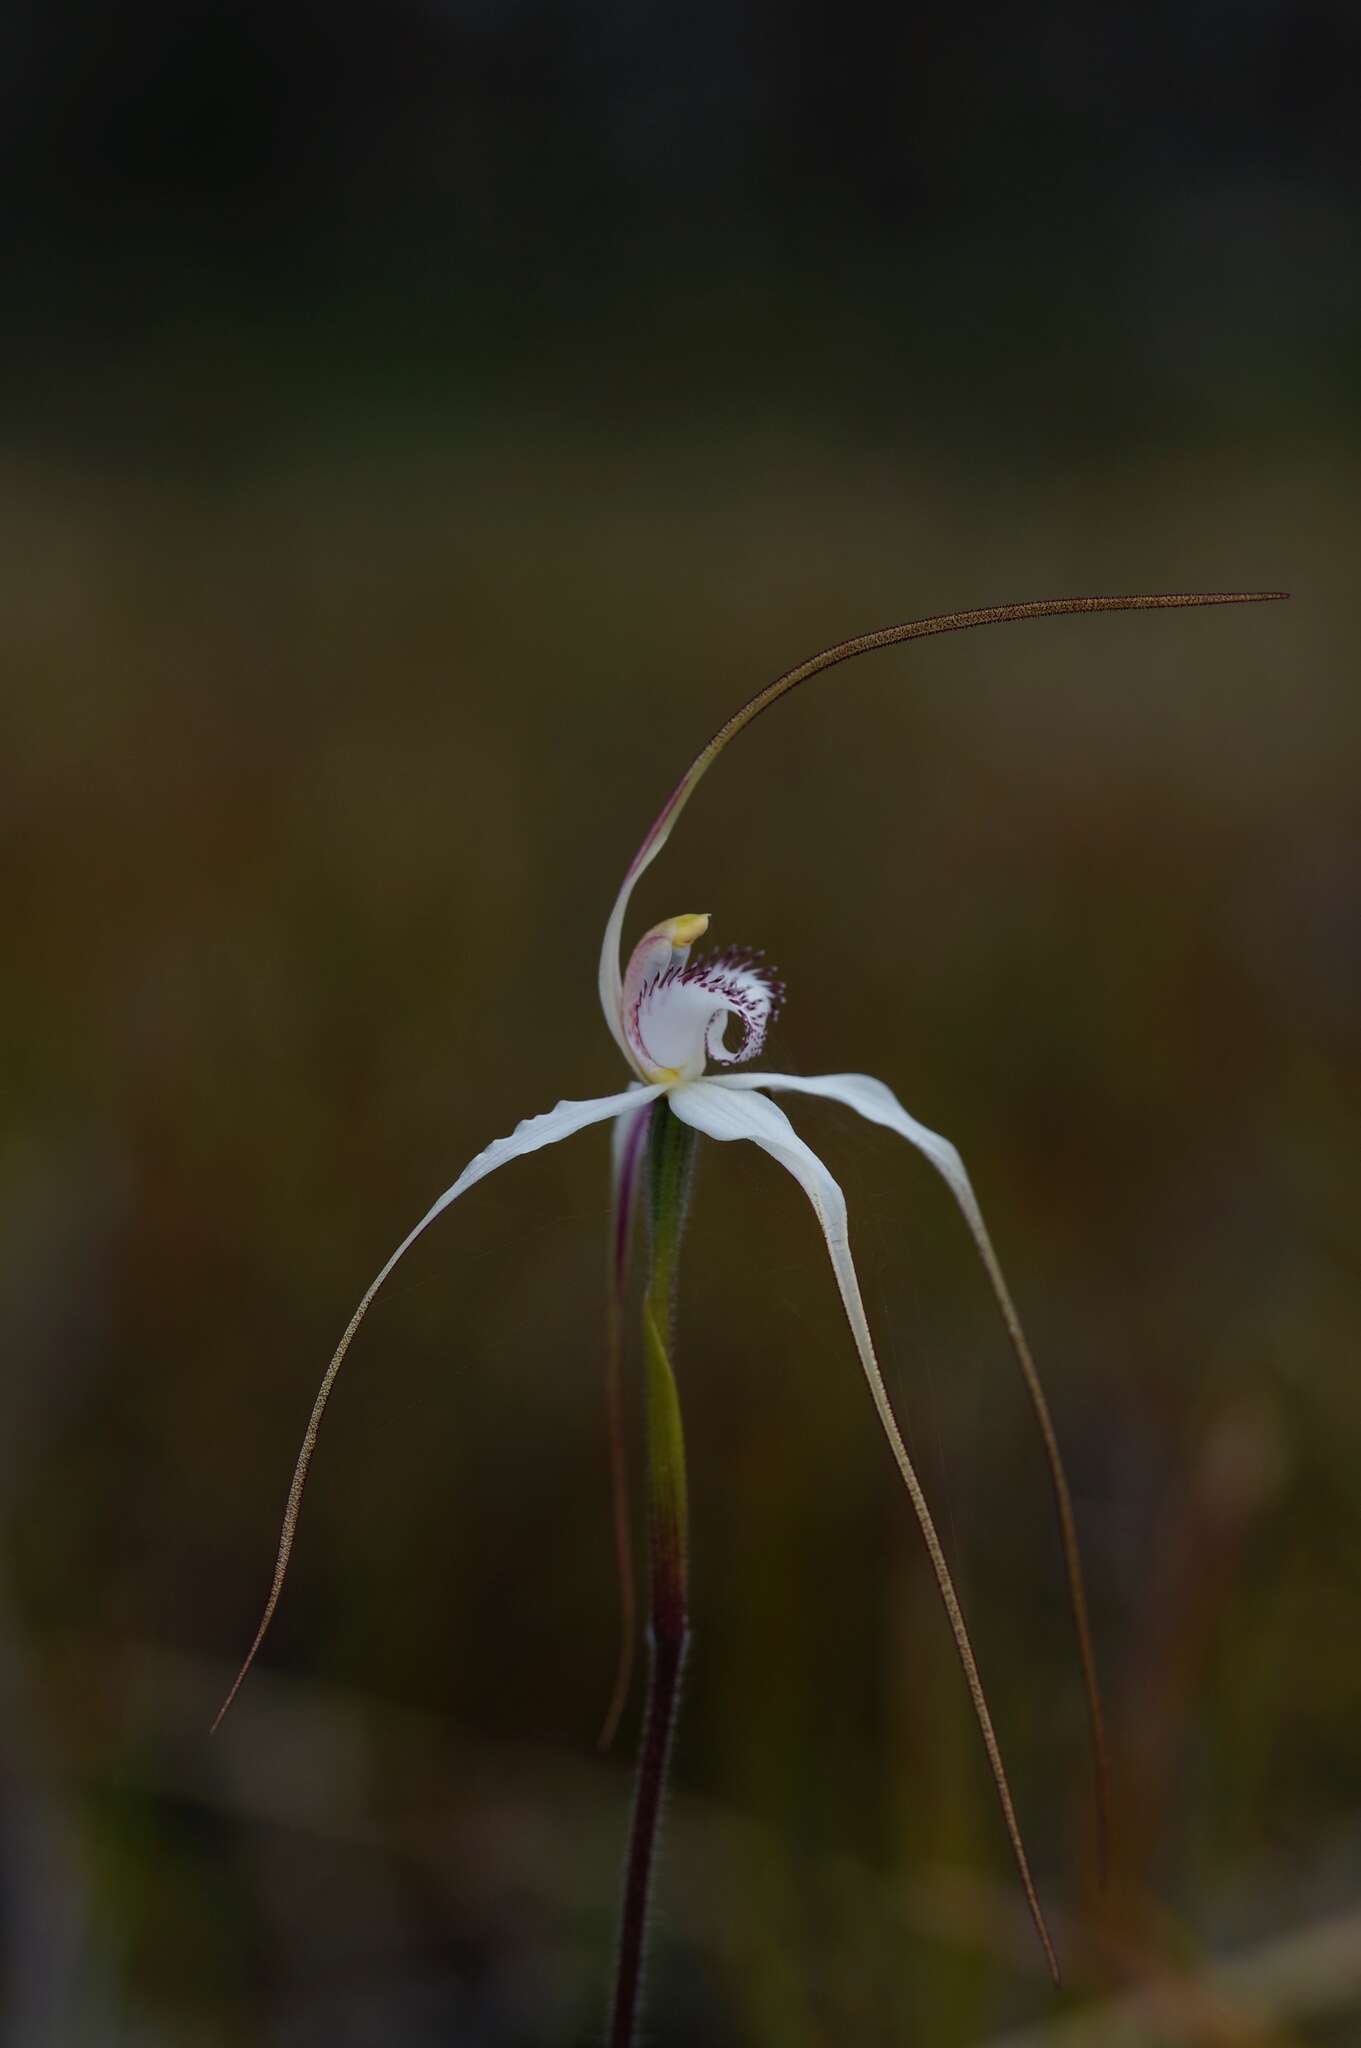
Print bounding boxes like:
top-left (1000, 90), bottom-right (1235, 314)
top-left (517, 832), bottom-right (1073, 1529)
top-left (215, 1080), bottom-right (664, 1730)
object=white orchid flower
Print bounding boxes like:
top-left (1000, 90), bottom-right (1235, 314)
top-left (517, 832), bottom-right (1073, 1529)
top-left (217, 590), bottom-right (1285, 1982)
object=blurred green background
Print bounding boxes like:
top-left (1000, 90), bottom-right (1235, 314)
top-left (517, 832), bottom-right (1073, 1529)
top-left (1, 4), bottom-right (1357, 2042)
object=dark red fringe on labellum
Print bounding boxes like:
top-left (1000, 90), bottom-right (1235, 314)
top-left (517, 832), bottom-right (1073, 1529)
top-left (685, 947), bottom-right (782, 1065)
top-left (629, 945), bottom-right (782, 1073)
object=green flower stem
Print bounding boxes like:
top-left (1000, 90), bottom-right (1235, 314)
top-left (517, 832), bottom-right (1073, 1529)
top-left (609, 1100), bottom-right (695, 2048)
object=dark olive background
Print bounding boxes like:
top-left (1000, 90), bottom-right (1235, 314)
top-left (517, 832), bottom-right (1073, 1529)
top-left (1, 5), bottom-right (1357, 2043)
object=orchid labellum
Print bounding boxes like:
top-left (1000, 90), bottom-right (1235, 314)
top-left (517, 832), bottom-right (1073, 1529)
top-left (217, 590), bottom-right (1285, 2029)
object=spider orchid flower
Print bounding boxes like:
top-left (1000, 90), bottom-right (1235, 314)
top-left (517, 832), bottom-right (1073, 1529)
top-left (216, 590), bottom-right (1285, 1989)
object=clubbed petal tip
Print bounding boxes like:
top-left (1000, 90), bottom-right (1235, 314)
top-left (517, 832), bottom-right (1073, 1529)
top-left (621, 917), bottom-right (781, 1082)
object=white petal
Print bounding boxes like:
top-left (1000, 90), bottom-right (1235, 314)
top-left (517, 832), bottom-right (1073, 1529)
top-left (717, 1066), bottom-right (1112, 1867)
top-left (667, 1077), bottom-right (1056, 1974)
top-left (666, 1087), bottom-right (909, 1479)
top-left (714, 1069), bottom-right (1040, 1424)
top-left (216, 1081), bottom-right (664, 1729)
top-left (379, 1085), bottom-right (665, 1278)
top-left (715, 1069), bottom-right (986, 1238)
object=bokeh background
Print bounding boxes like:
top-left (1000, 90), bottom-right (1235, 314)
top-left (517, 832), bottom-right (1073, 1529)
top-left (2, 4), bottom-right (1357, 2043)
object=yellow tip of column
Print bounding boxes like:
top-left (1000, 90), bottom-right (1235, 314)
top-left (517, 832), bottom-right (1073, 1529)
top-left (662, 913), bottom-right (710, 948)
